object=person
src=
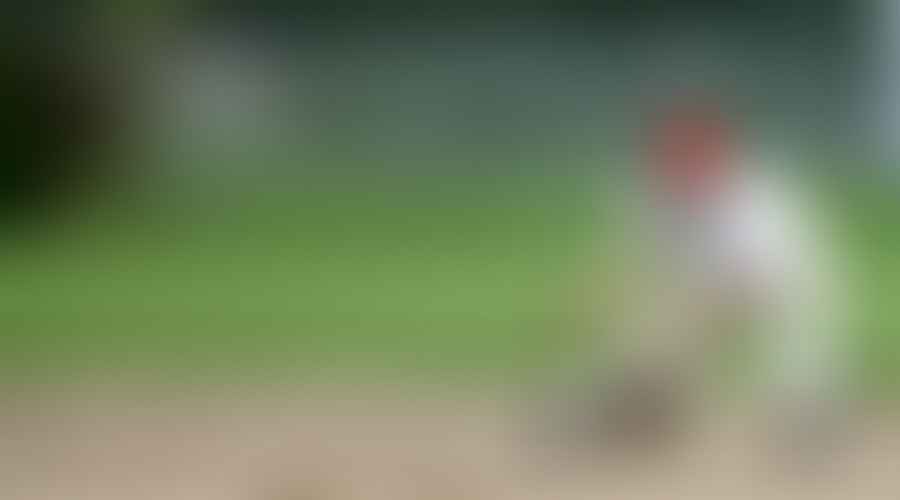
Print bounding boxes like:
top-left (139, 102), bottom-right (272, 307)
top-left (552, 99), bottom-right (850, 463)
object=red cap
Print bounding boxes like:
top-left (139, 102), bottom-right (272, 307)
top-left (650, 102), bottom-right (731, 198)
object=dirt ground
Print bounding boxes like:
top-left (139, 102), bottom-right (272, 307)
top-left (2, 384), bottom-right (898, 500)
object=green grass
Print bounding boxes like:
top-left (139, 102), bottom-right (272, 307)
top-left (0, 172), bottom-right (897, 394)
top-left (0, 178), bottom-right (593, 386)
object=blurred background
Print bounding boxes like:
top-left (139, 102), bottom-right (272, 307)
top-left (2, 1), bottom-right (897, 394)
top-left (5, 2), bottom-right (900, 498)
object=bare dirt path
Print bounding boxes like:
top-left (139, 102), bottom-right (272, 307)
top-left (2, 384), bottom-right (898, 500)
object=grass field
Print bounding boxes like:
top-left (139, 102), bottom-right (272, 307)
top-left (1, 170), bottom-right (897, 395)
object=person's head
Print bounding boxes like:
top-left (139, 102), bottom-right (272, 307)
top-left (647, 98), bottom-right (735, 200)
